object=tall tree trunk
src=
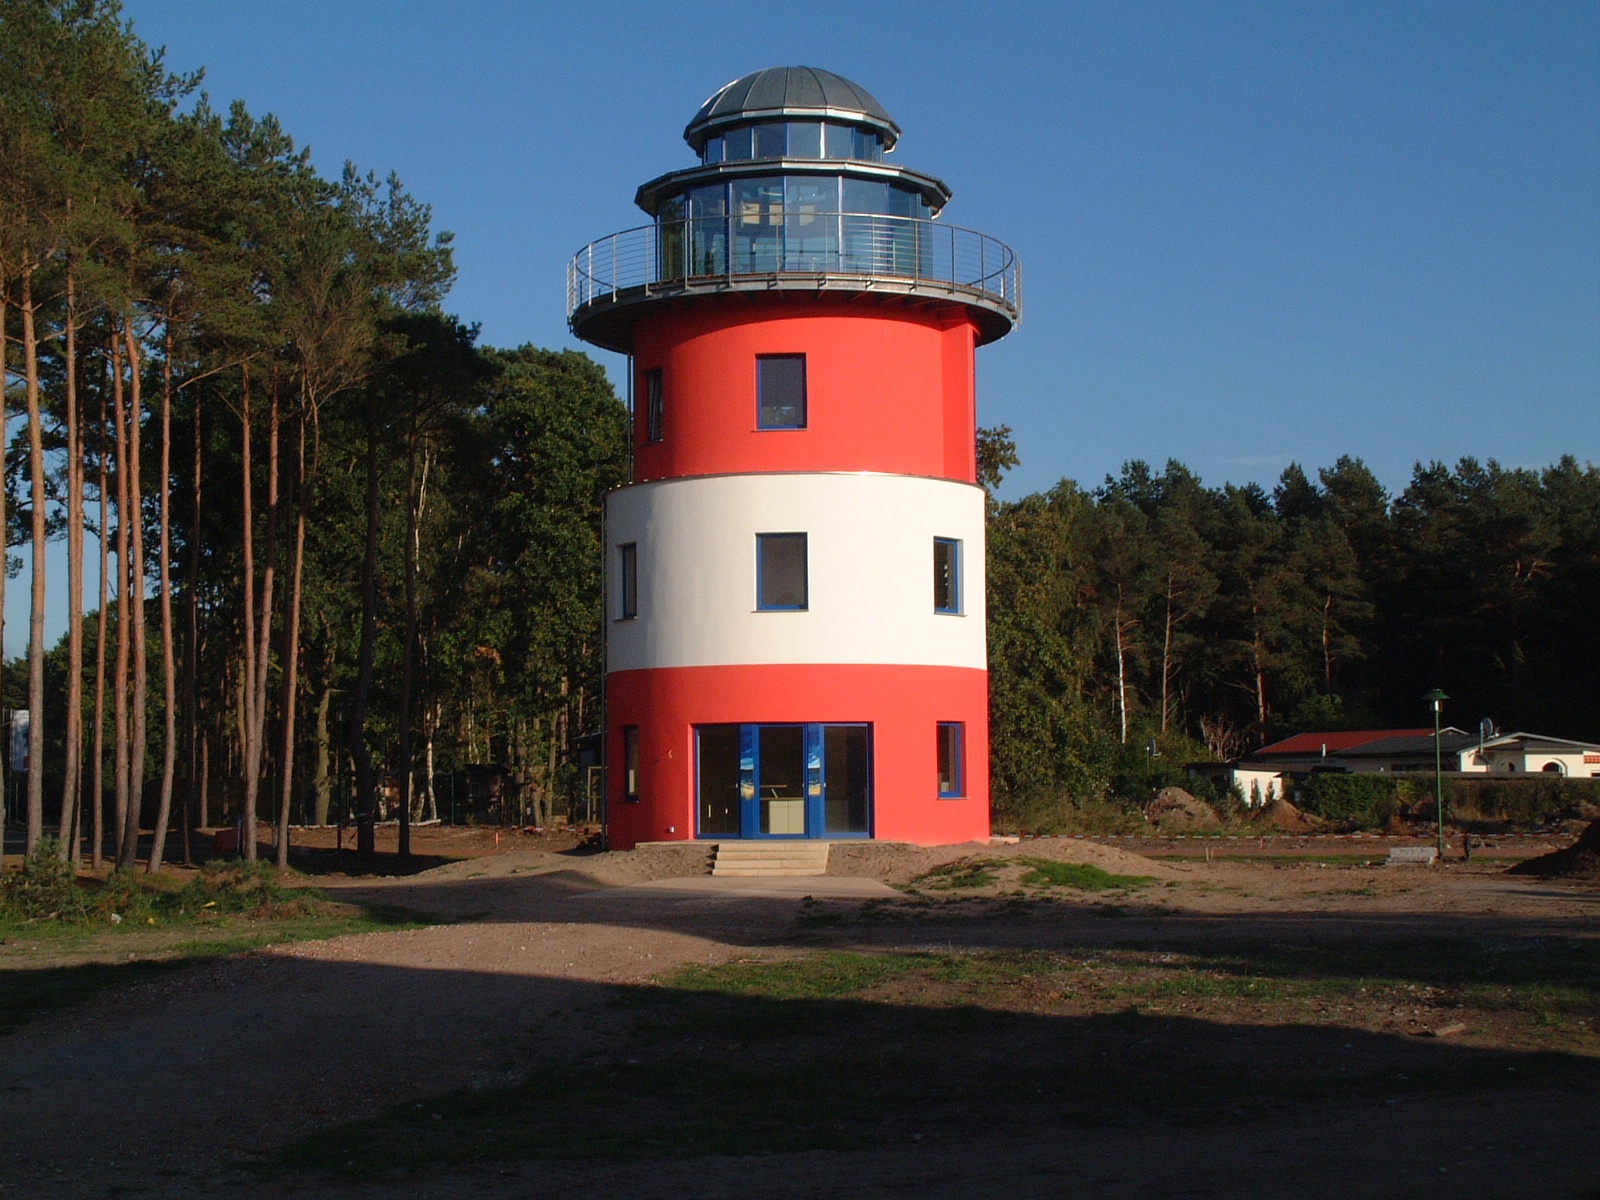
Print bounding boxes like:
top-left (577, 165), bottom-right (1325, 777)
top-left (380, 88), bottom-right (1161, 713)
top-left (21, 271), bottom-right (46, 855)
top-left (312, 683), bottom-right (332, 826)
top-left (147, 324), bottom-right (178, 872)
top-left (112, 333), bottom-right (130, 861)
top-left (92, 380), bottom-right (109, 870)
top-left (119, 321), bottom-right (148, 869)
top-left (238, 365), bottom-right (258, 861)
top-left (58, 271), bottom-right (84, 861)
top-left (396, 430), bottom-right (420, 859)
top-left (0, 285), bottom-right (8, 757)
top-left (349, 419), bottom-right (380, 857)
top-left (1160, 576), bottom-right (1175, 736)
top-left (275, 407), bottom-right (308, 868)
top-left (184, 381), bottom-right (202, 840)
top-left (1113, 587), bottom-right (1128, 746)
top-left (247, 375), bottom-right (278, 862)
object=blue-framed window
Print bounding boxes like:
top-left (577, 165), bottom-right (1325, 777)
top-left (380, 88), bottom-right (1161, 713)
top-left (756, 533), bottom-right (807, 610)
top-left (617, 543), bottom-right (637, 620)
top-left (757, 354), bottom-right (806, 429)
top-left (644, 367), bottom-right (663, 442)
top-left (937, 722), bottom-right (964, 798)
top-left (933, 537), bottom-right (961, 614)
top-left (622, 726), bottom-right (640, 802)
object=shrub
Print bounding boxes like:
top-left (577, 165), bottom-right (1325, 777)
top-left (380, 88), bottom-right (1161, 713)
top-left (0, 839), bottom-right (86, 922)
top-left (1298, 774), bottom-right (1399, 827)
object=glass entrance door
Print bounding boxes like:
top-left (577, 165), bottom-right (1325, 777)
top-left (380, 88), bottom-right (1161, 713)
top-left (697, 723), bottom-right (872, 838)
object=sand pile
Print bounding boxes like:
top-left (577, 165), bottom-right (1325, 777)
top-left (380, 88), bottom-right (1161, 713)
top-left (1266, 793), bottom-right (1325, 833)
top-left (827, 837), bottom-right (1179, 884)
top-left (1146, 787), bottom-right (1221, 831)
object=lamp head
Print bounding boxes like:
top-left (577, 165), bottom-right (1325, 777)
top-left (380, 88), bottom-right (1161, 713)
top-left (1423, 688), bottom-right (1449, 713)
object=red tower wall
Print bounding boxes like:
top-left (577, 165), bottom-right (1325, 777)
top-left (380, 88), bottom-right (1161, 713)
top-left (631, 297), bottom-right (978, 484)
top-left (607, 663), bottom-right (989, 850)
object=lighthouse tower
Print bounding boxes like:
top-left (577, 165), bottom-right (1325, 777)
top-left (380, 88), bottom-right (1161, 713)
top-left (568, 67), bottom-right (1020, 850)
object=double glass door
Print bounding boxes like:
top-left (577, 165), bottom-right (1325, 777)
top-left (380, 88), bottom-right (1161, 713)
top-left (697, 723), bottom-right (871, 839)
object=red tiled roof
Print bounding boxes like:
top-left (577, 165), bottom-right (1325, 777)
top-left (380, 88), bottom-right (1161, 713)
top-left (1256, 729), bottom-right (1436, 757)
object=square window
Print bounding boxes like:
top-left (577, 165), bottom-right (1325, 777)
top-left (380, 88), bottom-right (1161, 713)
top-left (644, 367), bottom-right (663, 443)
top-left (937, 723), bottom-right (964, 797)
top-left (934, 537), bottom-right (961, 614)
top-left (757, 354), bottom-right (806, 429)
top-left (754, 122), bottom-right (787, 158)
top-left (756, 533), bottom-right (807, 610)
top-left (617, 543), bottom-right (637, 620)
top-left (622, 726), bottom-right (640, 801)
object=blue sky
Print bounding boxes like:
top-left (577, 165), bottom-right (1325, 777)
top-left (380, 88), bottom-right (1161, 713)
top-left (6, 0), bottom-right (1599, 653)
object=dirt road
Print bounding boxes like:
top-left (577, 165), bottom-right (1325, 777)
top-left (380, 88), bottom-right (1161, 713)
top-left (2, 839), bottom-right (1596, 1198)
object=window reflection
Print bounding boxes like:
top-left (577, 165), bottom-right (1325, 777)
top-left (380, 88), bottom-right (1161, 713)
top-left (700, 121), bottom-right (885, 164)
top-left (660, 175), bottom-right (932, 279)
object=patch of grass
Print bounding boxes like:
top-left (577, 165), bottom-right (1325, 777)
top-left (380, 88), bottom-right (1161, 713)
top-left (1018, 859), bottom-right (1155, 890)
top-left (262, 941), bottom-right (1599, 1182)
top-left (0, 903), bottom-right (431, 1036)
top-left (912, 857), bottom-right (1005, 889)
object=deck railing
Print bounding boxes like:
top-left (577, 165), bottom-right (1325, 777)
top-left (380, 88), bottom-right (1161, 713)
top-left (567, 213), bottom-right (1020, 324)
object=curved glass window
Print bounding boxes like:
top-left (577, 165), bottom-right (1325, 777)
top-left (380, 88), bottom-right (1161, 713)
top-left (660, 176), bottom-right (930, 279)
top-left (701, 121), bottom-right (885, 164)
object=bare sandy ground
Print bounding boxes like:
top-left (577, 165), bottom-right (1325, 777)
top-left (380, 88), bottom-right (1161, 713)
top-left (1, 838), bottom-right (1596, 1198)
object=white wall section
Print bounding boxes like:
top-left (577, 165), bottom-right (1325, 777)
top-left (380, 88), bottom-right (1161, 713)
top-left (607, 473), bottom-right (986, 672)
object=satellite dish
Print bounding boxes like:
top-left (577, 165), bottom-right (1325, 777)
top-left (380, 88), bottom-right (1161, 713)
top-left (1480, 718), bottom-right (1496, 740)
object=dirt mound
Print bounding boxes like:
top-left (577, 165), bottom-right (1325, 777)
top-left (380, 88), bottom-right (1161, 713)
top-left (1266, 793), bottom-right (1325, 833)
top-left (1507, 822), bottom-right (1600, 880)
top-left (827, 837), bottom-right (1178, 884)
top-left (1145, 787), bottom-right (1220, 831)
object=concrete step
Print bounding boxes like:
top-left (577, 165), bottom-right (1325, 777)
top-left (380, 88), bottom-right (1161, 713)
top-left (711, 841), bottom-right (832, 877)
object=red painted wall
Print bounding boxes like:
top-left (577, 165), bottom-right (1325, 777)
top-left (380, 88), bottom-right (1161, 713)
top-left (606, 662), bottom-right (989, 850)
top-left (631, 296), bottom-right (978, 484)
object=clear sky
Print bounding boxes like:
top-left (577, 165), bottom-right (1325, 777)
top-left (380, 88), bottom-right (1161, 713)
top-left (6, 0), bottom-right (1599, 654)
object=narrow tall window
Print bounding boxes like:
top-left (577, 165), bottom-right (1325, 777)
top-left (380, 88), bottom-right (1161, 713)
top-left (617, 542), bottom-right (637, 619)
top-left (757, 354), bottom-right (806, 429)
top-left (933, 537), bottom-right (961, 614)
top-left (937, 722), bottom-right (964, 797)
top-left (756, 533), bottom-right (808, 610)
top-left (644, 367), bottom-right (663, 442)
top-left (623, 726), bottom-right (640, 801)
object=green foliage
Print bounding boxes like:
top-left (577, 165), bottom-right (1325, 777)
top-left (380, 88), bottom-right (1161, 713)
top-left (0, 839), bottom-right (85, 920)
top-left (987, 454), bottom-right (1600, 822)
top-left (1018, 859), bottom-right (1154, 890)
top-left (913, 858), bottom-right (1005, 889)
top-left (1298, 774), bottom-right (1400, 826)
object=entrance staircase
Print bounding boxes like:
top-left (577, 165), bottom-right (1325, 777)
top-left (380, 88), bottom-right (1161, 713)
top-left (711, 841), bottom-right (831, 877)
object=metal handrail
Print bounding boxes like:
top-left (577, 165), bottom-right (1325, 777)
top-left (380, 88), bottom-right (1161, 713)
top-left (567, 213), bottom-right (1021, 324)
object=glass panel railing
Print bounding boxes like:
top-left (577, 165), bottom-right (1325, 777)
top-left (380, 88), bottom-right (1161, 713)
top-left (570, 214), bottom-right (1020, 323)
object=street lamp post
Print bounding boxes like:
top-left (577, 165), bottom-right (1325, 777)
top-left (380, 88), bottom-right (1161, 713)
top-left (1424, 689), bottom-right (1449, 860)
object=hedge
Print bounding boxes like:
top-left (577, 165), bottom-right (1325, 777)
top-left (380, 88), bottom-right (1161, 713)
top-left (1298, 773), bottom-right (1600, 830)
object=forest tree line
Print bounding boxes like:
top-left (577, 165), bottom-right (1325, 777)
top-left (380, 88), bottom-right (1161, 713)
top-left (983, 433), bottom-right (1600, 821)
top-left (0, 1), bottom-right (627, 868)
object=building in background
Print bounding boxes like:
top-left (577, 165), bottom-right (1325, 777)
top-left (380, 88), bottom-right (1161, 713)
top-left (1189, 727), bottom-right (1600, 804)
top-left (567, 67), bottom-right (1021, 849)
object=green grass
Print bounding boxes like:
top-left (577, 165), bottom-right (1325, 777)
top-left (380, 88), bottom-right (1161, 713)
top-left (1018, 859), bottom-right (1156, 890)
top-left (260, 939), bottom-right (1600, 1181)
top-left (912, 858), bottom-right (1005, 889)
top-left (0, 903), bottom-right (432, 1036)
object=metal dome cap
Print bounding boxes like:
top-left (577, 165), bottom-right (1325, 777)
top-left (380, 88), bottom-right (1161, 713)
top-left (684, 66), bottom-right (901, 153)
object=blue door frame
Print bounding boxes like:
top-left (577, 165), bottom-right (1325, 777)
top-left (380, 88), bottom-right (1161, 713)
top-left (701, 723), bottom-right (871, 839)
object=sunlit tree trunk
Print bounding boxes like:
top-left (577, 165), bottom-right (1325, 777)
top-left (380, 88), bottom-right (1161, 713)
top-left (119, 321), bottom-right (148, 869)
top-left (112, 332), bottom-right (131, 861)
top-left (58, 272), bottom-right (85, 862)
top-left (276, 408), bottom-right (307, 868)
top-left (92, 382), bottom-right (109, 869)
top-left (147, 322), bottom-right (179, 872)
top-left (21, 270), bottom-right (46, 855)
top-left (238, 364), bottom-right (258, 860)
top-left (249, 377), bottom-right (279, 861)
top-left (350, 420), bottom-right (380, 857)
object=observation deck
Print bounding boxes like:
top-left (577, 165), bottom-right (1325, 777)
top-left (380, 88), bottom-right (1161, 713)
top-left (566, 212), bottom-right (1021, 353)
